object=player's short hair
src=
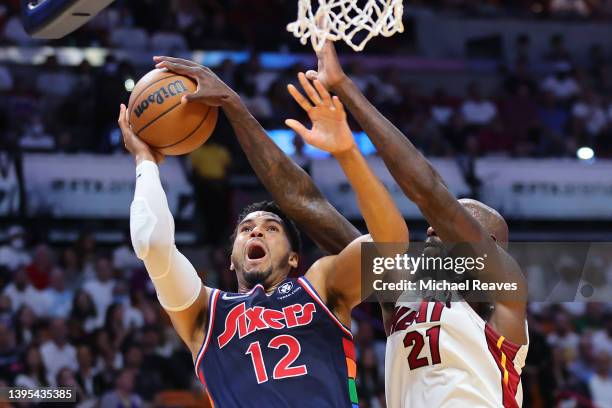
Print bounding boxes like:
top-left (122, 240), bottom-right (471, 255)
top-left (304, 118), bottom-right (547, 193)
top-left (232, 201), bottom-right (302, 253)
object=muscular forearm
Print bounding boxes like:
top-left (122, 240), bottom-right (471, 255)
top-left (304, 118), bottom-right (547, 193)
top-left (332, 77), bottom-right (476, 244)
top-left (332, 78), bottom-right (446, 208)
top-left (222, 96), bottom-right (360, 254)
top-left (334, 147), bottom-right (407, 243)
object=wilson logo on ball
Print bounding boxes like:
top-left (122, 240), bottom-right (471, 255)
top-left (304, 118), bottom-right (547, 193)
top-left (134, 80), bottom-right (189, 118)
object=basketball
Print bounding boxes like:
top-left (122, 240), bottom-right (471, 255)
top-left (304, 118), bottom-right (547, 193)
top-left (127, 69), bottom-right (218, 155)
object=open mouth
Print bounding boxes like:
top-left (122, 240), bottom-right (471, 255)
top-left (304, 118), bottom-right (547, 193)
top-left (246, 241), bottom-right (268, 261)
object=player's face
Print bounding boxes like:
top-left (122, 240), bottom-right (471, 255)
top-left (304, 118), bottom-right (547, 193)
top-left (424, 226), bottom-right (447, 258)
top-left (230, 211), bottom-right (297, 288)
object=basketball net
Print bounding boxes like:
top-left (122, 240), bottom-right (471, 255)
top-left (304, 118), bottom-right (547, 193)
top-left (287, 0), bottom-right (404, 52)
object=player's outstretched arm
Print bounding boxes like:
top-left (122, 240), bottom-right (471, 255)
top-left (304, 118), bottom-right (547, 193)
top-left (308, 42), bottom-right (527, 344)
top-left (287, 74), bottom-right (409, 314)
top-left (153, 56), bottom-right (360, 256)
top-left (119, 105), bottom-right (209, 359)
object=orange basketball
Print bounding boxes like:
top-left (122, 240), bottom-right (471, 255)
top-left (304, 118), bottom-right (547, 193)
top-left (128, 69), bottom-right (217, 155)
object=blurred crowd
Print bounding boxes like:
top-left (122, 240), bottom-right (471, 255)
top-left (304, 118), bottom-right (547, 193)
top-left (1, 225), bottom-right (612, 407)
top-left (3, 32), bottom-right (612, 163)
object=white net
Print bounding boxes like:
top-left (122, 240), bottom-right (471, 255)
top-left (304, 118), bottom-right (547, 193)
top-left (287, 0), bottom-right (404, 52)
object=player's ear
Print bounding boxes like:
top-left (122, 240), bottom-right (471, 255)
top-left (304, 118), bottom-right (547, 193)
top-left (230, 261), bottom-right (235, 271)
top-left (288, 252), bottom-right (298, 269)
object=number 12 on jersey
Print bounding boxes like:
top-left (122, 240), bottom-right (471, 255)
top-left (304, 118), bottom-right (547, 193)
top-left (246, 334), bottom-right (307, 383)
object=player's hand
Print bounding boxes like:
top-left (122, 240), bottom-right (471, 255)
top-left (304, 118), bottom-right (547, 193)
top-left (305, 41), bottom-right (347, 91)
top-left (153, 56), bottom-right (238, 106)
top-left (118, 104), bottom-right (164, 165)
top-left (286, 73), bottom-right (355, 155)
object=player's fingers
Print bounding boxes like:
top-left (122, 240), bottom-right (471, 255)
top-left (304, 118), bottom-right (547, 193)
top-left (155, 61), bottom-right (194, 77)
top-left (285, 119), bottom-right (310, 139)
top-left (182, 84), bottom-right (200, 103)
top-left (314, 80), bottom-right (332, 105)
top-left (298, 72), bottom-right (322, 105)
top-left (287, 84), bottom-right (313, 112)
top-left (305, 70), bottom-right (319, 81)
top-left (118, 104), bottom-right (130, 131)
top-left (332, 96), bottom-right (345, 114)
top-left (153, 56), bottom-right (199, 68)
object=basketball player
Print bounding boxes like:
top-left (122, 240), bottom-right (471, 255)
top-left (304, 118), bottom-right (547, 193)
top-left (154, 52), bottom-right (528, 406)
top-left (118, 72), bottom-right (408, 407)
top-left (305, 43), bottom-right (529, 407)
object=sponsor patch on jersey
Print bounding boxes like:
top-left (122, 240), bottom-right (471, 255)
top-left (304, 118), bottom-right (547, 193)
top-left (277, 281), bottom-right (302, 300)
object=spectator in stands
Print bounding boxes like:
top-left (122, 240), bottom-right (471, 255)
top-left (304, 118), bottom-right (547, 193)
top-left (40, 318), bottom-right (77, 385)
top-left (538, 91), bottom-right (569, 137)
top-left (57, 366), bottom-right (89, 406)
top-left (104, 303), bottom-right (128, 352)
top-left (592, 313), bottom-right (612, 357)
top-left (356, 347), bottom-right (385, 408)
top-left (100, 368), bottom-right (144, 408)
top-left (25, 244), bottom-right (53, 290)
top-left (513, 33), bottom-right (532, 63)
top-left (188, 142), bottom-right (232, 244)
top-left (548, 312), bottom-right (581, 356)
top-left (75, 345), bottom-right (96, 400)
top-left (589, 353), bottom-right (612, 407)
top-left (150, 16), bottom-right (189, 53)
top-left (430, 88), bottom-right (456, 126)
top-left (75, 232), bottom-right (98, 279)
top-left (19, 116), bottom-right (56, 152)
top-left (3, 267), bottom-right (39, 313)
top-left (70, 289), bottom-right (98, 333)
top-left (572, 88), bottom-right (609, 138)
top-left (124, 343), bottom-right (163, 401)
top-left (42, 268), bottom-right (73, 319)
top-left (59, 247), bottom-right (83, 288)
top-left (93, 350), bottom-right (119, 396)
top-left (13, 305), bottom-right (36, 345)
top-left (35, 55), bottom-right (77, 98)
top-left (0, 225), bottom-right (31, 272)
top-left (460, 82), bottom-right (498, 127)
top-left (503, 58), bottom-right (537, 96)
top-left (542, 62), bottom-right (580, 103)
top-left (500, 83), bottom-right (540, 139)
top-left (83, 257), bottom-right (116, 327)
top-left (112, 231), bottom-right (141, 273)
top-left (15, 346), bottom-right (48, 388)
top-left (112, 281), bottom-right (144, 330)
top-left (569, 334), bottom-right (596, 383)
top-left (0, 321), bottom-right (20, 383)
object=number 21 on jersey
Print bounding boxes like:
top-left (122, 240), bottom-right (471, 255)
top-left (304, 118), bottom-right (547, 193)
top-left (390, 300), bottom-right (446, 370)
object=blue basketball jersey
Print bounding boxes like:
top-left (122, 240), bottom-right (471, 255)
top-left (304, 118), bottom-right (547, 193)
top-left (194, 277), bottom-right (359, 407)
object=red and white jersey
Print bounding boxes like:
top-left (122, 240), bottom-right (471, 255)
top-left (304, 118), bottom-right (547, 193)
top-left (385, 298), bottom-right (528, 408)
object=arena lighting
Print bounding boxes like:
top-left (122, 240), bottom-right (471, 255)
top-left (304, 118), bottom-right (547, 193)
top-left (124, 78), bottom-right (135, 92)
top-left (577, 146), bottom-right (595, 160)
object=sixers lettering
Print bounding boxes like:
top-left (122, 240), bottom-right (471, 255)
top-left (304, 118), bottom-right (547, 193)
top-left (217, 301), bottom-right (316, 347)
top-left (122, 68), bottom-right (409, 407)
top-left (195, 279), bottom-right (356, 403)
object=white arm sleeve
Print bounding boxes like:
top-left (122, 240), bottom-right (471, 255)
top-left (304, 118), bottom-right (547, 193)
top-left (130, 160), bottom-right (202, 311)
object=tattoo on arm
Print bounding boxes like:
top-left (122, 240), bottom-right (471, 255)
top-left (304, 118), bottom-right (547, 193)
top-left (223, 97), bottom-right (360, 254)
